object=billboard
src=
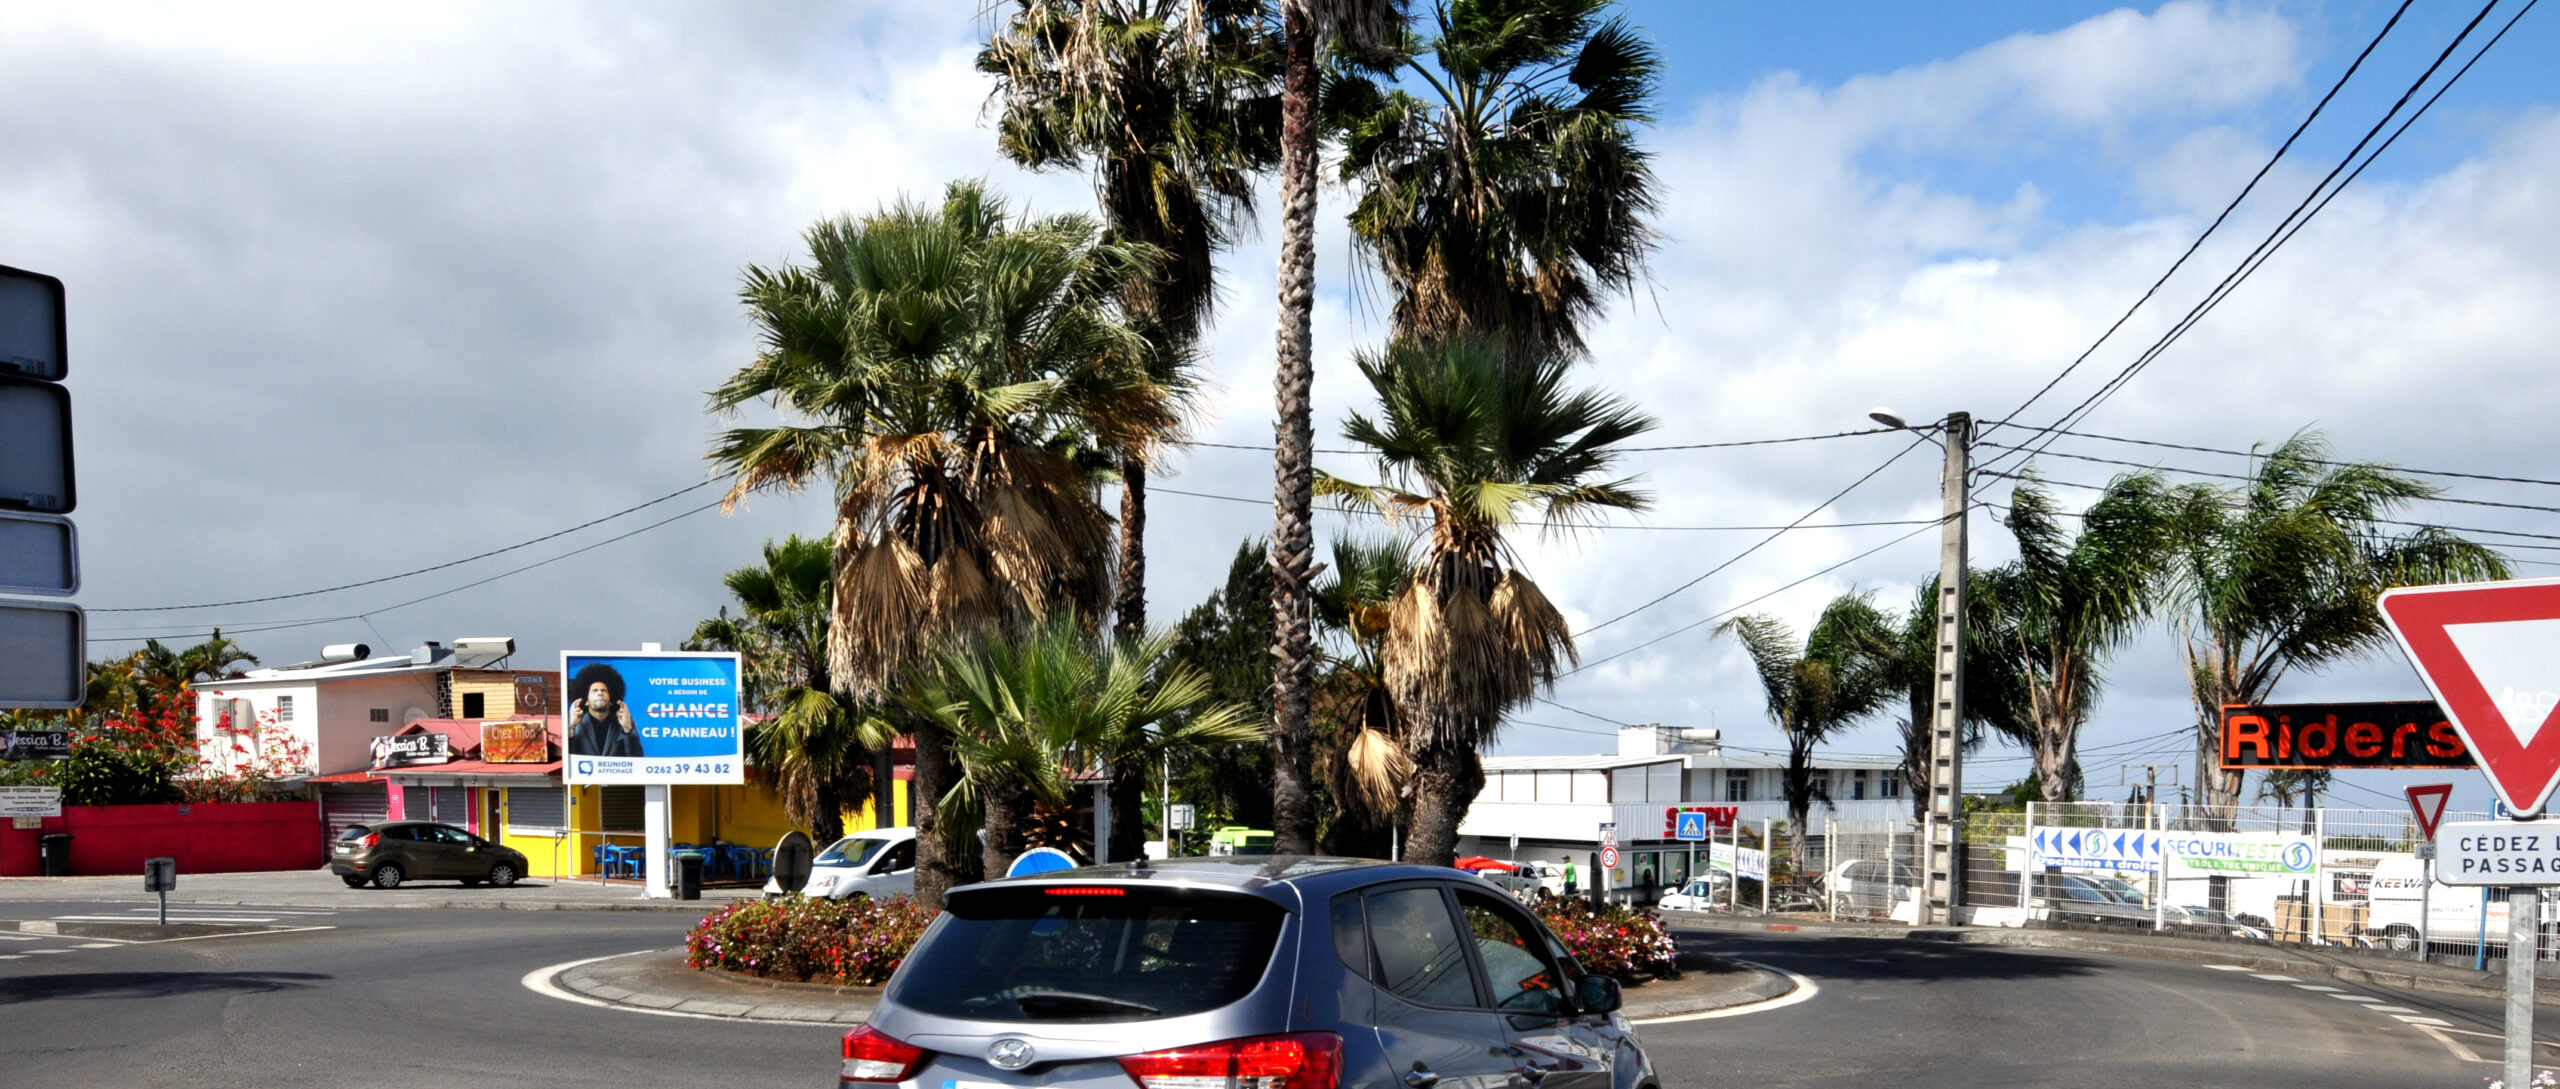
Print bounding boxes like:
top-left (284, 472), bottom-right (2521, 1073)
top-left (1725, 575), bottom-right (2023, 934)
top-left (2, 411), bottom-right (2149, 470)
top-left (2218, 701), bottom-right (2473, 770)
top-left (480, 720), bottom-right (550, 764)
top-left (560, 650), bottom-right (743, 785)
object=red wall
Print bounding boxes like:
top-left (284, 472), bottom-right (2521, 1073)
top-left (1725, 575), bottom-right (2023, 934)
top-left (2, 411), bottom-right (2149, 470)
top-left (0, 801), bottom-right (323, 877)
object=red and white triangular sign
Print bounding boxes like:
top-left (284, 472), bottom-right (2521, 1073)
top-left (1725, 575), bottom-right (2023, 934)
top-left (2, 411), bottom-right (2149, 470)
top-left (2404, 783), bottom-right (2453, 842)
top-left (2380, 577), bottom-right (2560, 817)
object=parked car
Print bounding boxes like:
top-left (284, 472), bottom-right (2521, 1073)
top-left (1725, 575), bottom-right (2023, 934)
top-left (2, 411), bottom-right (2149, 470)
top-left (841, 857), bottom-right (1657, 1089)
top-left (2036, 874), bottom-right (2270, 940)
top-left (1508, 860), bottom-right (1570, 900)
top-left (1658, 876), bottom-right (1730, 912)
top-left (795, 827), bottom-right (918, 900)
top-left (1822, 859), bottom-right (1918, 915)
top-left (330, 821), bottom-right (527, 890)
top-left (1457, 862), bottom-right (1546, 904)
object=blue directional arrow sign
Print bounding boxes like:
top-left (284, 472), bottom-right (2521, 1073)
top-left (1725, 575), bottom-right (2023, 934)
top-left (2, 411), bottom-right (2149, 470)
top-left (1674, 810), bottom-right (1710, 842)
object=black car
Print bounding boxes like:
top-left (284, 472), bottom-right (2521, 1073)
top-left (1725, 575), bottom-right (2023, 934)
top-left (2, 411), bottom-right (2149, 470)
top-left (330, 821), bottom-right (528, 889)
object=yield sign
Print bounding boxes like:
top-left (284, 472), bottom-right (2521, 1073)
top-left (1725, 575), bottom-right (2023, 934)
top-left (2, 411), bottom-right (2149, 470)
top-left (2380, 577), bottom-right (2560, 817)
top-left (2404, 782), bottom-right (2453, 842)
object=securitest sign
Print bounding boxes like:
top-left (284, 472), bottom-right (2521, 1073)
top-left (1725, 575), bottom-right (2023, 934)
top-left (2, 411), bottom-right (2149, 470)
top-left (560, 650), bottom-right (744, 786)
top-left (2163, 832), bottom-right (2319, 876)
top-left (2438, 821), bottom-right (2560, 886)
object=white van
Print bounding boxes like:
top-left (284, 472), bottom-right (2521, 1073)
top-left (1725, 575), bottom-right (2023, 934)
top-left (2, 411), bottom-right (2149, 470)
top-left (788, 827), bottom-right (917, 901)
top-left (2365, 854), bottom-right (2513, 951)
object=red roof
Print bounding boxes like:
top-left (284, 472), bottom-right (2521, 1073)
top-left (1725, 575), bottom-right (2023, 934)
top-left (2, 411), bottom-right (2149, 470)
top-left (375, 757), bottom-right (561, 779)
top-left (306, 769), bottom-right (379, 784)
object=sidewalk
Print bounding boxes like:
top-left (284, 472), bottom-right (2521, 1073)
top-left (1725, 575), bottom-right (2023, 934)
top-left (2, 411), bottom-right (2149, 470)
top-left (545, 948), bottom-right (1796, 1026)
top-left (1666, 909), bottom-right (2560, 1007)
top-left (0, 868), bottom-right (766, 913)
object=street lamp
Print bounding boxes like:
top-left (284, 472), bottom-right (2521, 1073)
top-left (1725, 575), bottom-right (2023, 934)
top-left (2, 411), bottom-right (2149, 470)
top-left (1863, 408), bottom-right (1973, 926)
top-left (1868, 409), bottom-right (1908, 430)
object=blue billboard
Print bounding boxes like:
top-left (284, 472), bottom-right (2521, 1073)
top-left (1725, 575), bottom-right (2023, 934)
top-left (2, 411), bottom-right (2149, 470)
top-left (560, 650), bottom-right (744, 785)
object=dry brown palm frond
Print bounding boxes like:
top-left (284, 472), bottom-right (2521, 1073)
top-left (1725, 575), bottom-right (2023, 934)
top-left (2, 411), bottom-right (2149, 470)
top-left (1336, 726), bottom-right (1411, 815)
top-left (1489, 571), bottom-right (1577, 685)
top-left (1383, 578), bottom-right (1514, 752)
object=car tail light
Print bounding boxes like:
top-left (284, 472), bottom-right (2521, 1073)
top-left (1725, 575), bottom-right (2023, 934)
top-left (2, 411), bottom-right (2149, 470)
top-left (359, 834), bottom-right (378, 848)
top-left (1119, 1032), bottom-right (1341, 1089)
top-left (840, 1025), bottom-right (926, 1084)
top-left (1045, 886), bottom-right (1124, 897)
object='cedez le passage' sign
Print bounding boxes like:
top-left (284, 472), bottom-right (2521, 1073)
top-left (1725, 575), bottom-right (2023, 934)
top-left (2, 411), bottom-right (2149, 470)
top-left (2438, 821), bottom-right (2560, 885)
top-left (560, 649), bottom-right (745, 786)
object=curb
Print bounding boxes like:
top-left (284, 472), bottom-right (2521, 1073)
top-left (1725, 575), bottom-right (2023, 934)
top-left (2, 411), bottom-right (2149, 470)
top-left (1622, 956), bottom-right (1798, 1020)
top-left (1669, 914), bottom-right (2560, 1007)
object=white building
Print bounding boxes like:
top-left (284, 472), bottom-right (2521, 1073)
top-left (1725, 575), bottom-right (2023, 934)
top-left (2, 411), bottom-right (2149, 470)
top-left (189, 639), bottom-right (553, 781)
top-left (1453, 724), bottom-right (1912, 887)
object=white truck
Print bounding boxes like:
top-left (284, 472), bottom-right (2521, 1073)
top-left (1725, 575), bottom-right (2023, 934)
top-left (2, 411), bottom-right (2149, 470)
top-left (2357, 853), bottom-right (2560, 952)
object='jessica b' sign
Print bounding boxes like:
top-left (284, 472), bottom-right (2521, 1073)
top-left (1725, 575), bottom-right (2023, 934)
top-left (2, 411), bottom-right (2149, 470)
top-left (2218, 701), bottom-right (2473, 770)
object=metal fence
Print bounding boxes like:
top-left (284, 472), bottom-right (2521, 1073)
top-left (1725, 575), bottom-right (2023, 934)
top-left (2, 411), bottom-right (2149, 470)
top-left (2006, 800), bottom-right (2560, 964)
top-left (1824, 819), bottom-right (1921, 921)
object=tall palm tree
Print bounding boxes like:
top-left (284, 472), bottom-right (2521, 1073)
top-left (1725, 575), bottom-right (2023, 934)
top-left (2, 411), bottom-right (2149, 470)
top-left (1311, 534), bottom-right (1416, 855)
top-left (1270, 0), bottom-right (1410, 857)
top-left (2002, 473), bottom-right (2186, 804)
top-left (1327, 0), bottom-right (1660, 351)
top-left (1322, 335), bottom-right (1651, 865)
top-left (707, 180), bottom-right (1176, 908)
top-left (688, 535), bottom-right (884, 845)
top-left (2168, 432), bottom-right (2508, 827)
top-left (981, 0), bottom-right (1280, 646)
top-left (1814, 578), bottom-right (2032, 822)
top-left (898, 618), bottom-right (1261, 878)
top-left (1715, 604), bottom-right (1898, 867)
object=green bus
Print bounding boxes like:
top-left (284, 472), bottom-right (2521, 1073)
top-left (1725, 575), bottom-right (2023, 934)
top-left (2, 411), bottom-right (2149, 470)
top-left (1206, 826), bottom-right (1276, 856)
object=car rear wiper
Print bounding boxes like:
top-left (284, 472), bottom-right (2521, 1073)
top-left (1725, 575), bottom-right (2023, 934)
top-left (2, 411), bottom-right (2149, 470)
top-left (1013, 991), bottom-right (1162, 1018)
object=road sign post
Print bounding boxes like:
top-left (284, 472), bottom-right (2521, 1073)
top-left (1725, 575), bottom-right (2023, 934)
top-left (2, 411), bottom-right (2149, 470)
top-left (2409, 783), bottom-right (2454, 961)
top-left (0, 264), bottom-right (78, 713)
top-left (2378, 578), bottom-right (2560, 1089)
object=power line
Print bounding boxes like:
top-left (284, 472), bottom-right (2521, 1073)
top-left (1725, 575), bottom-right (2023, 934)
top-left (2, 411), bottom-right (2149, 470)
top-left (2027, 426), bottom-right (2560, 491)
top-left (1150, 484), bottom-right (1942, 533)
top-left (1574, 432), bottom-right (1938, 637)
top-left (1974, 0), bottom-right (2415, 445)
top-left (1980, 0), bottom-right (2517, 476)
top-left (1188, 424), bottom-right (1897, 457)
top-left (1979, 441), bottom-right (2560, 516)
top-left (1976, 475), bottom-right (2560, 546)
top-left (90, 479), bottom-right (723, 613)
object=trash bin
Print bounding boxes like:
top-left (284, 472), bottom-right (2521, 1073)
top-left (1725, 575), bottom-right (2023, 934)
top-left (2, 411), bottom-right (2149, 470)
top-left (675, 851), bottom-right (703, 901)
top-left (38, 834), bottom-right (72, 877)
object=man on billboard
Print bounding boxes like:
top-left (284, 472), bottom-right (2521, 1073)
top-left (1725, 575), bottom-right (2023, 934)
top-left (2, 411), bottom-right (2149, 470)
top-left (567, 661), bottom-right (643, 758)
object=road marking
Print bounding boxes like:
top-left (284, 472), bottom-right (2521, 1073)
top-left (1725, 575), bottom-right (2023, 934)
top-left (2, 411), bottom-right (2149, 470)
top-left (2204, 964), bottom-right (2254, 971)
top-left (74, 942), bottom-right (116, 949)
top-left (119, 907), bottom-right (338, 917)
top-left (2326, 993), bottom-right (2380, 1001)
top-left (52, 915), bottom-right (279, 924)
top-left (0, 954), bottom-right (21, 960)
top-left (520, 951), bottom-right (846, 1027)
top-left (2250, 973), bottom-right (2299, 981)
top-left (1631, 960), bottom-right (1820, 1025)
top-left (2294, 984), bottom-right (2343, 992)
top-left (2366, 1006), bottom-right (2419, 1013)
top-left (28, 949), bottom-right (66, 955)
top-left (0, 934), bottom-right (40, 942)
top-left (2418, 1025), bottom-right (2486, 1063)
top-left (2394, 1015), bottom-right (2454, 1026)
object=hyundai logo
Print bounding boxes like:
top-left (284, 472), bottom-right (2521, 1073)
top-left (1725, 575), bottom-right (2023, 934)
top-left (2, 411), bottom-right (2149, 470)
top-left (987, 1038), bottom-right (1035, 1070)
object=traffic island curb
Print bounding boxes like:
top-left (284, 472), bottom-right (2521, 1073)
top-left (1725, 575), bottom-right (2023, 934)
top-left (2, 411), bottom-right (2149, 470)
top-left (1667, 912), bottom-right (2560, 1008)
top-left (1620, 954), bottom-right (1798, 1020)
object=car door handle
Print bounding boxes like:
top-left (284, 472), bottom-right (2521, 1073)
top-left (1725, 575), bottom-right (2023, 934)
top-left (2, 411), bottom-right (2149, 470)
top-left (1523, 1062), bottom-right (1559, 1083)
top-left (1403, 1065), bottom-right (1440, 1088)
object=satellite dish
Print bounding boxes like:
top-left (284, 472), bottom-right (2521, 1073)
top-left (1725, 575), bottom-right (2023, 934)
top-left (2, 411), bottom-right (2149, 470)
top-left (1007, 846), bottom-right (1078, 878)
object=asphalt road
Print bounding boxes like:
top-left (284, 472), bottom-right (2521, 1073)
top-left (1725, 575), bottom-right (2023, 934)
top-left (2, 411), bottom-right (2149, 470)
top-left (0, 891), bottom-right (2545, 1087)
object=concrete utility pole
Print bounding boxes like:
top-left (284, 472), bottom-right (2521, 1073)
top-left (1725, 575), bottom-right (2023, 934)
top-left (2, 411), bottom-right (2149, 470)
top-left (1921, 412), bottom-right (1972, 924)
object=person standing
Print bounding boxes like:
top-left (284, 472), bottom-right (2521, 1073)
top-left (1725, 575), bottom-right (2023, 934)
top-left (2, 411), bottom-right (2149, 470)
top-left (1562, 855), bottom-right (1579, 898)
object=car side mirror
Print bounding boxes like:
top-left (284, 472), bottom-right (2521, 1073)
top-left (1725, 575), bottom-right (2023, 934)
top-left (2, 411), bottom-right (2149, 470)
top-left (1574, 975), bottom-right (1622, 1015)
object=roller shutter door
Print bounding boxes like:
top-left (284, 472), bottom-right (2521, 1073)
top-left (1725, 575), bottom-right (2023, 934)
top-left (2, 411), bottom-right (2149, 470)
top-left (322, 788), bottom-right (389, 841)
top-left (508, 787), bottom-right (567, 831)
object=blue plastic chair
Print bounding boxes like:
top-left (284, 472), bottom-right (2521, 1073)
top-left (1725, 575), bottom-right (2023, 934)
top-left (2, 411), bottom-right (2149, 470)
top-left (724, 844), bottom-right (760, 879)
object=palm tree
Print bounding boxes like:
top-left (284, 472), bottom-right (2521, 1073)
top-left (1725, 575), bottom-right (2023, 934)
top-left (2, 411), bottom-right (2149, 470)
top-left (1270, 0), bottom-right (1411, 857)
top-left (980, 0), bottom-right (1280, 646)
top-left (1322, 336), bottom-right (1651, 865)
top-left (898, 618), bottom-right (1260, 878)
top-left (1714, 604), bottom-right (1898, 867)
top-left (1311, 534), bottom-right (1416, 855)
top-left (2168, 432), bottom-right (2509, 827)
top-left (2002, 473), bottom-right (2186, 804)
top-left (1327, 0), bottom-right (1660, 351)
top-left (1813, 578), bottom-right (2032, 822)
top-left (707, 180), bottom-right (1177, 907)
top-left (688, 535), bottom-right (885, 845)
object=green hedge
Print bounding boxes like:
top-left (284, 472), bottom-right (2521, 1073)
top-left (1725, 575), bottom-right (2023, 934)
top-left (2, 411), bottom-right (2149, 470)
top-left (685, 895), bottom-right (937, 986)
top-left (1533, 898), bottom-right (1681, 984)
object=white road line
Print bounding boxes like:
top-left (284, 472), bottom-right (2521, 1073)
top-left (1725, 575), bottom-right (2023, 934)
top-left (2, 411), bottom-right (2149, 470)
top-left (2366, 1006), bottom-right (2420, 1013)
top-left (2250, 973), bottom-right (2300, 981)
top-left (2294, 984), bottom-right (2343, 992)
top-left (27, 949), bottom-right (66, 955)
top-left (74, 942), bottom-right (116, 949)
top-left (0, 955), bottom-right (20, 960)
top-left (519, 951), bottom-right (845, 1028)
top-left (2418, 1025), bottom-right (2487, 1063)
top-left (52, 915), bottom-right (278, 924)
top-left (0, 934), bottom-right (40, 942)
top-left (2204, 964), bottom-right (2254, 971)
top-left (1631, 960), bottom-right (1821, 1025)
top-left (2326, 993), bottom-right (2380, 1001)
top-left (2394, 1015), bottom-right (2454, 1026)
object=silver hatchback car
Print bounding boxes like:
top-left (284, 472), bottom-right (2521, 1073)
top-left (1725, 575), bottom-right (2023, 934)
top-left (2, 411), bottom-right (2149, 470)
top-left (842, 856), bottom-right (1657, 1089)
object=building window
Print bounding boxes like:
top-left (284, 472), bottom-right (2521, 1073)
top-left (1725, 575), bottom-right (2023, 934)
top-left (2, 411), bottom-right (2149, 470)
top-left (1725, 770), bottom-right (1748, 802)
top-left (369, 708), bottom-right (390, 723)
top-left (461, 692), bottom-right (486, 718)
top-left (1852, 769), bottom-right (1869, 800)
top-left (1882, 774), bottom-right (1902, 799)
top-left (275, 695), bottom-right (294, 722)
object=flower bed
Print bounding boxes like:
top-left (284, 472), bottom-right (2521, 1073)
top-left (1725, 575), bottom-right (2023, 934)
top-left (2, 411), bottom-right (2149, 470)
top-left (1533, 898), bottom-right (1681, 985)
top-left (685, 894), bottom-right (937, 986)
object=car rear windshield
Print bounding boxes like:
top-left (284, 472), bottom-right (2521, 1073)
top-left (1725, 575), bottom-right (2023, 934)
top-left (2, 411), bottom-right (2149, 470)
top-left (892, 885), bottom-right (1285, 1024)
top-left (337, 826), bottom-right (372, 841)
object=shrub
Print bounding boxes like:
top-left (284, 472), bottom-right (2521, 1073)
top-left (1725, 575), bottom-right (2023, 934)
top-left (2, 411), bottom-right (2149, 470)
top-left (1534, 898), bottom-right (1680, 985)
top-left (685, 894), bottom-right (937, 986)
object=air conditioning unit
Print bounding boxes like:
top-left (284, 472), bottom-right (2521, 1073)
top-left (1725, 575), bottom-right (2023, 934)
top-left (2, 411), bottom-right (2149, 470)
top-left (451, 637), bottom-right (515, 669)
